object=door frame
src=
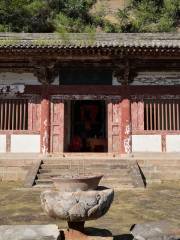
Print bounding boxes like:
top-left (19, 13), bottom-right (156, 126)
top-left (50, 95), bottom-right (121, 154)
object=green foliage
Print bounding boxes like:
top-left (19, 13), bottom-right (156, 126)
top-left (54, 13), bottom-right (94, 33)
top-left (59, 0), bottom-right (95, 19)
top-left (117, 0), bottom-right (180, 32)
top-left (0, 0), bottom-right (54, 32)
top-left (0, 0), bottom-right (179, 33)
top-left (0, 0), bottom-right (97, 32)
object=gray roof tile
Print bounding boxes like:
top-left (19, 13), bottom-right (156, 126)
top-left (0, 33), bottom-right (179, 48)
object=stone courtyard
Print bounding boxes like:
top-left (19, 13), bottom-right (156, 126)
top-left (0, 181), bottom-right (179, 238)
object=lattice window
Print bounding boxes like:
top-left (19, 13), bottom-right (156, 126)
top-left (0, 99), bottom-right (28, 130)
top-left (144, 99), bottom-right (180, 131)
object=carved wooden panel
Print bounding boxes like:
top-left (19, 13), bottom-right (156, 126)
top-left (108, 100), bottom-right (121, 153)
top-left (51, 99), bottom-right (64, 153)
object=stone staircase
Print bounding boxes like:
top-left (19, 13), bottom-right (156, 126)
top-left (34, 156), bottom-right (136, 189)
top-left (34, 152), bottom-right (180, 188)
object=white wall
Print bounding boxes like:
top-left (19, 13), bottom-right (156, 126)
top-left (166, 135), bottom-right (180, 152)
top-left (11, 135), bottom-right (40, 153)
top-left (132, 135), bottom-right (161, 152)
top-left (0, 135), bottom-right (6, 153)
top-left (0, 72), bottom-right (59, 85)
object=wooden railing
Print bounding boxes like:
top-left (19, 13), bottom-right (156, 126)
top-left (144, 99), bottom-right (180, 131)
top-left (0, 99), bottom-right (28, 130)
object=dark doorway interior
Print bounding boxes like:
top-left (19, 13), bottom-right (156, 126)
top-left (68, 100), bottom-right (107, 152)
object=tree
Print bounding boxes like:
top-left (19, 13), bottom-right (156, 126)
top-left (0, 0), bottom-right (179, 33)
top-left (117, 0), bottom-right (180, 32)
top-left (0, 0), bottom-right (54, 32)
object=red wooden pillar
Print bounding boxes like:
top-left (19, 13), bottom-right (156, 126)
top-left (120, 98), bottom-right (132, 154)
top-left (108, 100), bottom-right (121, 154)
top-left (41, 88), bottom-right (50, 155)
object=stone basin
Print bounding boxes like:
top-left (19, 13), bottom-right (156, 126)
top-left (40, 187), bottom-right (114, 222)
top-left (51, 175), bottom-right (103, 192)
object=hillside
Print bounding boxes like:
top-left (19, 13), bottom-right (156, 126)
top-left (0, 0), bottom-right (179, 33)
top-left (91, 0), bottom-right (130, 24)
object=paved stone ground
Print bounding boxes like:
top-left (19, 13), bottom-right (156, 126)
top-left (0, 181), bottom-right (179, 238)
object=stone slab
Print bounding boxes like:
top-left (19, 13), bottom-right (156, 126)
top-left (131, 221), bottom-right (180, 240)
top-left (24, 159), bottom-right (42, 187)
top-left (0, 225), bottom-right (59, 240)
top-left (0, 225), bottom-right (113, 240)
top-left (128, 160), bottom-right (145, 188)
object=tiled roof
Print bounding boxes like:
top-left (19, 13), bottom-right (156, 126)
top-left (0, 33), bottom-right (179, 49)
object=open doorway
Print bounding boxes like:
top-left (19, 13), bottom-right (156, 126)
top-left (64, 100), bottom-right (107, 152)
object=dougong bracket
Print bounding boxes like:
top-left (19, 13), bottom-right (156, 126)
top-left (114, 59), bottom-right (137, 85)
top-left (34, 62), bottom-right (59, 85)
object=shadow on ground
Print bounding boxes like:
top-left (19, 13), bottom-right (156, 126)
top-left (114, 234), bottom-right (133, 240)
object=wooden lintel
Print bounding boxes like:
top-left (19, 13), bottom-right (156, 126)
top-left (23, 85), bottom-right (180, 96)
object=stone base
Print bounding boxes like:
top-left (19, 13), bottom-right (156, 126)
top-left (0, 225), bottom-right (59, 240)
top-left (59, 228), bottom-right (113, 240)
top-left (0, 225), bottom-right (113, 240)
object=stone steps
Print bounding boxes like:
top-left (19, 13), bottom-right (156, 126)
top-left (35, 158), bottom-right (135, 189)
top-left (37, 171), bottom-right (129, 179)
top-left (35, 154), bottom-right (180, 188)
top-left (40, 164), bottom-right (129, 171)
top-left (42, 158), bottom-right (129, 164)
top-left (35, 178), bottom-right (134, 189)
top-left (1, 152), bottom-right (179, 187)
top-left (35, 179), bottom-right (52, 185)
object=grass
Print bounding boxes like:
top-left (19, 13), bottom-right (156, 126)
top-left (0, 181), bottom-right (179, 236)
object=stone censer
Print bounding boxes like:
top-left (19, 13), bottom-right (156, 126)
top-left (40, 175), bottom-right (114, 240)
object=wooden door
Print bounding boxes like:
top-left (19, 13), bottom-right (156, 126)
top-left (51, 98), bottom-right (64, 153)
top-left (108, 100), bottom-right (121, 153)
